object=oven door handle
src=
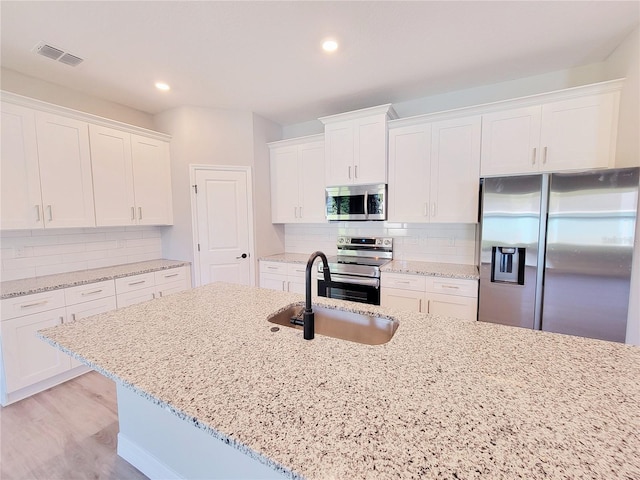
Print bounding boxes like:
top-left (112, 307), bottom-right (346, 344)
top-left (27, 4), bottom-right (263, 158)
top-left (364, 190), bottom-right (369, 219)
top-left (327, 276), bottom-right (379, 288)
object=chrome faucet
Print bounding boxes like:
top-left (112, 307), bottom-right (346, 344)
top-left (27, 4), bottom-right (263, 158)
top-left (304, 251), bottom-right (331, 340)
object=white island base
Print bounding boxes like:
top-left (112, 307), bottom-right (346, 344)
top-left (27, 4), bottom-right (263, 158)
top-left (116, 385), bottom-right (288, 480)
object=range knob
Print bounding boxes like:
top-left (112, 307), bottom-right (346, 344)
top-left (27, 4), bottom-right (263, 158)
top-left (338, 237), bottom-right (346, 244)
top-left (383, 238), bottom-right (392, 246)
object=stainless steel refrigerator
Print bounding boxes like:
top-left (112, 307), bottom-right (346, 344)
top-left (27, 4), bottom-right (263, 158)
top-left (478, 167), bottom-right (639, 343)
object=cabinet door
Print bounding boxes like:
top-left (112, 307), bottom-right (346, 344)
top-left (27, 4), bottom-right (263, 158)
top-left (131, 135), bottom-right (173, 225)
top-left (89, 125), bottom-right (136, 226)
top-left (259, 274), bottom-right (287, 291)
top-left (325, 122), bottom-right (354, 186)
top-left (298, 141), bottom-right (326, 223)
top-left (430, 116), bottom-right (481, 223)
top-left (381, 287), bottom-right (425, 313)
top-left (540, 93), bottom-right (617, 171)
top-left (388, 124), bottom-right (431, 223)
top-left (426, 293), bottom-right (477, 321)
top-left (480, 106), bottom-right (541, 176)
top-left (66, 297), bottom-right (117, 368)
top-left (116, 286), bottom-right (157, 308)
top-left (1, 307), bottom-right (70, 393)
top-left (353, 115), bottom-right (387, 184)
top-left (35, 112), bottom-right (95, 227)
top-left (0, 103), bottom-right (43, 230)
top-left (270, 146), bottom-right (299, 223)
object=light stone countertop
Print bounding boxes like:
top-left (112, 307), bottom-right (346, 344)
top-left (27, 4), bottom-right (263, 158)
top-left (0, 259), bottom-right (190, 299)
top-left (39, 282), bottom-right (640, 480)
top-left (259, 253), bottom-right (312, 264)
top-left (381, 260), bottom-right (479, 280)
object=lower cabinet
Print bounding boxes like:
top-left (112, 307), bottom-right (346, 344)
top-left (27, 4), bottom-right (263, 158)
top-left (259, 261), bottom-right (316, 296)
top-left (0, 265), bottom-right (191, 405)
top-left (381, 272), bottom-right (478, 321)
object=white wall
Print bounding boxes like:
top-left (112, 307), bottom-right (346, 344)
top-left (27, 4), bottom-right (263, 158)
top-left (0, 68), bottom-right (156, 130)
top-left (0, 227), bottom-right (162, 281)
top-left (285, 223), bottom-right (476, 265)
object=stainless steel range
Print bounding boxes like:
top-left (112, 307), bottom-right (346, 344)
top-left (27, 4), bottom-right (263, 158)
top-left (317, 236), bottom-right (393, 305)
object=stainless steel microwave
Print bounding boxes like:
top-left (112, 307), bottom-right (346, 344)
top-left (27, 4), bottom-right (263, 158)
top-left (325, 184), bottom-right (387, 221)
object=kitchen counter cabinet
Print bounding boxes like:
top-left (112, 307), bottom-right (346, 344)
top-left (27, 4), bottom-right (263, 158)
top-left (259, 260), bottom-right (316, 295)
top-left (39, 283), bottom-right (640, 479)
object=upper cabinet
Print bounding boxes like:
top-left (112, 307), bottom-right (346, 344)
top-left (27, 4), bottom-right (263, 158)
top-left (1, 92), bottom-right (173, 230)
top-left (480, 83), bottom-right (621, 177)
top-left (320, 104), bottom-right (397, 186)
top-left (388, 115), bottom-right (481, 223)
top-left (91, 125), bottom-right (172, 226)
top-left (269, 135), bottom-right (326, 223)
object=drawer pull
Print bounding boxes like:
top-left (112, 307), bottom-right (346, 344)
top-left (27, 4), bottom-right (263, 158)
top-left (81, 289), bottom-right (103, 296)
top-left (128, 280), bottom-right (147, 286)
top-left (267, 266), bottom-right (278, 270)
top-left (396, 281), bottom-right (410, 284)
top-left (71, 313), bottom-right (76, 321)
top-left (20, 300), bottom-right (48, 309)
top-left (441, 285), bottom-right (460, 289)
top-left (163, 273), bottom-right (179, 278)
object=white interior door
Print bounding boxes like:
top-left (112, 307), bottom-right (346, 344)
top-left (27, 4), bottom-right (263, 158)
top-left (194, 167), bottom-right (253, 286)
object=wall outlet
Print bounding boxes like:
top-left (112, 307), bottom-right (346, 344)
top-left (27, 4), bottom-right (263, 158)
top-left (15, 246), bottom-right (26, 258)
top-left (117, 240), bottom-right (126, 248)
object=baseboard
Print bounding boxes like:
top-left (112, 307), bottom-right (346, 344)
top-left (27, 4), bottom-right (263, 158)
top-left (1, 365), bottom-right (90, 406)
top-left (117, 432), bottom-right (181, 480)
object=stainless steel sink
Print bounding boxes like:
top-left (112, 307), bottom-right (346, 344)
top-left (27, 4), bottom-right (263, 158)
top-left (267, 305), bottom-right (398, 345)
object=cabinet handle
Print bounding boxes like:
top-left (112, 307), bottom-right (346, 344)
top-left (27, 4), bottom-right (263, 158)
top-left (354, 165), bottom-right (358, 179)
top-left (431, 203), bottom-right (436, 217)
top-left (418, 298), bottom-right (422, 312)
top-left (397, 280), bottom-right (410, 284)
top-left (267, 266), bottom-right (278, 270)
top-left (20, 300), bottom-right (48, 309)
top-left (71, 313), bottom-right (76, 322)
top-left (532, 147), bottom-right (537, 165)
top-left (164, 273), bottom-right (179, 278)
top-left (299, 206), bottom-right (303, 218)
top-left (282, 280), bottom-right (286, 290)
top-left (441, 284), bottom-right (460, 290)
top-left (128, 280), bottom-right (146, 286)
top-left (543, 146), bottom-right (548, 164)
top-left (138, 207), bottom-right (143, 220)
top-left (159, 291), bottom-right (163, 298)
top-left (60, 316), bottom-right (65, 324)
top-left (424, 203), bottom-right (428, 216)
top-left (152, 293), bottom-right (156, 299)
top-left (81, 289), bottom-right (103, 296)
top-left (348, 166), bottom-right (351, 179)
top-left (35, 205), bottom-right (41, 222)
top-left (131, 206), bottom-right (135, 221)
top-left (47, 205), bottom-right (53, 222)
top-left (427, 300), bottom-right (431, 314)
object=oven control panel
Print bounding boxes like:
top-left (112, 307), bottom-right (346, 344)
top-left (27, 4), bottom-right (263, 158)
top-left (337, 236), bottom-right (393, 247)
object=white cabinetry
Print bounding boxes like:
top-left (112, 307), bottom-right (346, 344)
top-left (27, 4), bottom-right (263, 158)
top-left (259, 261), bottom-right (316, 295)
top-left (0, 103), bottom-right (43, 230)
top-left (320, 104), bottom-right (397, 186)
top-left (34, 112), bottom-right (96, 228)
top-left (381, 272), bottom-right (478, 320)
top-left (388, 115), bottom-right (481, 223)
top-left (90, 125), bottom-right (173, 226)
top-left (481, 88), bottom-right (620, 176)
top-left (269, 135), bottom-right (325, 223)
top-left (115, 266), bottom-right (191, 308)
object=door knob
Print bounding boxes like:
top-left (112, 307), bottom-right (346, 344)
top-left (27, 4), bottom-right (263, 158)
top-left (236, 253), bottom-right (248, 259)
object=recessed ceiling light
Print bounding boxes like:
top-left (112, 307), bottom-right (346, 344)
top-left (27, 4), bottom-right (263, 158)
top-left (155, 82), bottom-right (170, 91)
top-left (322, 39), bottom-right (338, 53)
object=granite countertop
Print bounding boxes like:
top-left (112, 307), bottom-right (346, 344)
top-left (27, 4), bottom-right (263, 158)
top-left (39, 282), bottom-right (640, 479)
top-left (381, 260), bottom-right (479, 280)
top-left (0, 259), bottom-right (190, 299)
top-left (259, 253), bottom-right (312, 264)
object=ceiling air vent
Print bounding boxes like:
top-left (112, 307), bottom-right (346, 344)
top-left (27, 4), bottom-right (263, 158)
top-left (32, 41), bottom-right (84, 67)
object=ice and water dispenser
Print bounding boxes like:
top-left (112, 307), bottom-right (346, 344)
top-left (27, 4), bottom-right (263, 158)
top-left (490, 247), bottom-right (526, 285)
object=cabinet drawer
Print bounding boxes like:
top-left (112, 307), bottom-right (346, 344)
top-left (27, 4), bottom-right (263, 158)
top-left (66, 296), bottom-right (117, 322)
top-left (426, 277), bottom-right (478, 298)
top-left (260, 261), bottom-right (288, 275)
top-left (1, 290), bottom-right (66, 321)
top-left (115, 272), bottom-right (155, 294)
top-left (116, 286), bottom-right (157, 308)
top-left (157, 280), bottom-right (188, 298)
top-left (286, 263), bottom-right (307, 278)
top-left (154, 267), bottom-right (187, 286)
top-left (426, 293), bottom-right (477, 321)
top-left (65, 280), bottom-right (115, 306)
top-left (381, 273), bottom-right (426, 292)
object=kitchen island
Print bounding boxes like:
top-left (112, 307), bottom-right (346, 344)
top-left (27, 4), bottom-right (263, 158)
top-left (39, 282), bottom-right (640, 479)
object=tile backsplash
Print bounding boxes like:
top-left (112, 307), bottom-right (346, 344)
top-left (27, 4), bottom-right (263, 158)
top-left (0, 226), bottom-right (162, 281)
top-left (284, 223), bottom-right (477, 264)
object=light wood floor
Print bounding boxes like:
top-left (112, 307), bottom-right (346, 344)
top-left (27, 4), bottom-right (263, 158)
top-left (0, 372), bottom-right (148, 480)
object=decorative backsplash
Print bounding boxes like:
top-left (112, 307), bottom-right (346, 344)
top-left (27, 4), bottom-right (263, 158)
top-left (284, 223), bottom-right (477, 264)
top-left (0, 226), bottom-right (163, 281)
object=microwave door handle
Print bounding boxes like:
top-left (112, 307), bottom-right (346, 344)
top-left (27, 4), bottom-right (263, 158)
top-left (364, 191), bottom-right (369, 219)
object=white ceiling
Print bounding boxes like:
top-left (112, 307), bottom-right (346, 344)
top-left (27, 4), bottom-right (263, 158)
top-left (1, 1), bottom-right (638, 126)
